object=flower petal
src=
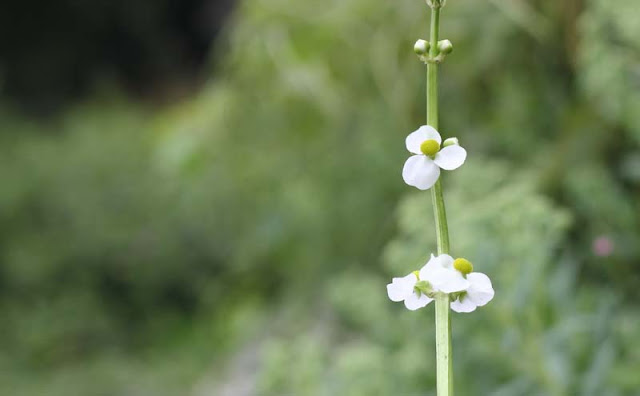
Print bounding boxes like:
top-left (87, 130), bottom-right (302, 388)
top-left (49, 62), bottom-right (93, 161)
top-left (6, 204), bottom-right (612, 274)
top-left (406, 125), bottom-right (442, 154)
top-left (425, 268), bottom-right (470, 294)
top-left (434, 254), bottom-right (455, 270)
top-left (419, 254), bottom-right (454, 279)
top-left (434, 145), bottom-right (467, 170)
top-left (451, 295), bottom-right (477, 313)
top-left (386, 274), bottom-right (417, 302)
top-left (419, 254), bottom-right (437, 279)
top-left (466, 272), bottom-right (495, 306)
top-left (402, 156), bottom-right (441, 190)
top-left (404, 291), bottom-right (433, 311)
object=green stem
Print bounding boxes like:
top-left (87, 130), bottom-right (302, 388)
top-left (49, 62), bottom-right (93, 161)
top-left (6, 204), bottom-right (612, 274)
top-left (435, 293), bottom-right (453, 396)
top-left (426, 4), bottom-right (453, 396)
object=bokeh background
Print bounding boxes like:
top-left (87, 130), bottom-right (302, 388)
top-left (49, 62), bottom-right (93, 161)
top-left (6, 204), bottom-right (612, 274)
top-left (1, 0), bottom-right (639, 395)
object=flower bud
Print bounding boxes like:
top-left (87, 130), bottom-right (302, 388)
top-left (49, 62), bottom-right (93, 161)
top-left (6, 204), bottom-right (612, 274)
top-left (443, 137), bottom-right (459, 147)
top-left (437, 40), bottom-right (453, 55)
top-left (414, 39), bottom-right (430, 56)
top-left (426, 0), bottom-right (447, 8)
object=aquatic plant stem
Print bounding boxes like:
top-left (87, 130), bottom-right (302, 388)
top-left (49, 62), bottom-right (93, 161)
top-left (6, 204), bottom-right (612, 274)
top-left (426, 4), bottom-right (453, 396)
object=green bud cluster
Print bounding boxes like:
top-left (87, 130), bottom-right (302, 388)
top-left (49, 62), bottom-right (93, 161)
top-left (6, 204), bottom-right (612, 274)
top-left (426, 0), bottom-right (447, 9)
top-left (414, 39), bottom-right (454, 64)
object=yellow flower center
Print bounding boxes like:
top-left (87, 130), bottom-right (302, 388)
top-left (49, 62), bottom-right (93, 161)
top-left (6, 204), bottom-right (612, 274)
top-left (420, 139), bottom-right (440, 156)
top-left (453, 258), bottom-right (473, 275)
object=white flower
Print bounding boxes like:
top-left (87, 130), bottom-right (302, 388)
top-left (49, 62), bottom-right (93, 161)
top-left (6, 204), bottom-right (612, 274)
top-left (387, 255), bottom-right (494, 313)
top-left (402, 125), bottom-right (467, 190)
top-left (419, 254), bottom-right (470, 293)
top-left (450, 272), bottom-right (495, 313)
top-left (387, 272), bottom-right (433, 311)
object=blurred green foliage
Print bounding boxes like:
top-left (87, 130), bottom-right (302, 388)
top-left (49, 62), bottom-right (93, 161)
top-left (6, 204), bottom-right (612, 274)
top-left (1, 0), bottom-right (640, 394)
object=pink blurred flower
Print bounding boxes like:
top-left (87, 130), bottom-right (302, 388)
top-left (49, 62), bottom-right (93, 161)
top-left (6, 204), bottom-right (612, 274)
top-left (592, 236), bottom-right (614, 257)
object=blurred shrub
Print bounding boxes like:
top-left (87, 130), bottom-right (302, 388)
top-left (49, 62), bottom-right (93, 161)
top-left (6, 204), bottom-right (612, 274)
top-left (579, 0), bottom-right (640, 144)
top-left (0, 0), bottom-right (640, 394)
top-left (257, 159), bottom-right (640, 395)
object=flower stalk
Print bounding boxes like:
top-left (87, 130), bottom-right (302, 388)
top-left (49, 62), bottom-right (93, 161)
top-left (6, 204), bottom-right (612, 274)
top-left (388, 1), bottom-right (494, 393)
top-left (426, 4), bottom-right (453, 396)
